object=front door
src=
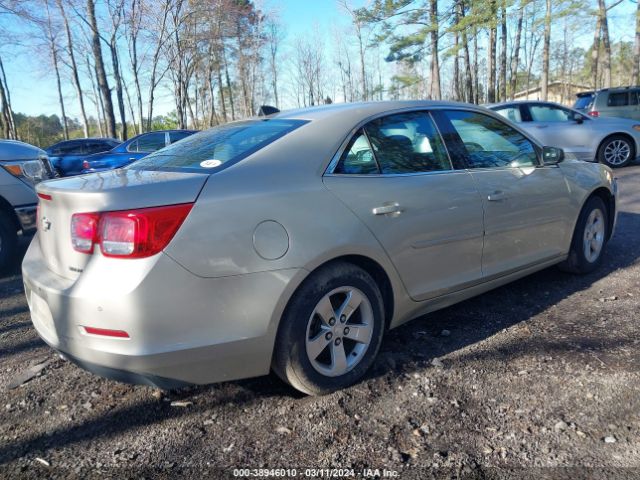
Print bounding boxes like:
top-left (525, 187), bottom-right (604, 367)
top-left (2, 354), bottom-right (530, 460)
top-left (323, 110), bottom-right (484, 301)
top-left (434, 109), bottom-right (574, 278)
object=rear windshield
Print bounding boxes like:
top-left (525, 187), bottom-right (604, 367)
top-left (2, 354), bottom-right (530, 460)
top-left (573, 94), bottom-right (594, 110)
top-left (128, 119), bottom-right (307, 173)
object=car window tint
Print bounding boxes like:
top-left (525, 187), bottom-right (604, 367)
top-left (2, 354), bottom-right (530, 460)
top-left (363, 111), bottom-right (450, 174)
top-left (335, 130), bottom-right (379, 174)
top-left (129, 119), bottom-right (307, 172)
top-left (135, 132), bottom-right (166, 152)
top-left (631, 90), bottom-right (639, 106)
top-left (86, 141), bottom-right (110, 154)
top-left (169, 131), bottom-right (193, 143)
top-left (607, 92), bottom-right (628, 107)
top-left (529, 105), bottom-right (572, 122)
top-left (443, 110), bottom-right (538, 169)
top-left (494, 107), bottom-right (522, 123)
top-left (54, 142), bottom-right (84, 155)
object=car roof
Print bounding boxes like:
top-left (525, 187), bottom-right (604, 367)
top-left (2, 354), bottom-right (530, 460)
top-left (486, 100), bottom-right (574, 110)
top-left (577, 86), bottom-right (640, 96)
top-left (270, 100), bottom-right (479, 122)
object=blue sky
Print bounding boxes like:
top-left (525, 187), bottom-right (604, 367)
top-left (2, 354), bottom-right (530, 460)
top-left (0, 0), bottom-right (636, 119)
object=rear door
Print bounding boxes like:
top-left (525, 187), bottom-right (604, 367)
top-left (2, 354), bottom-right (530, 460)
top-left (604, 91), bottom-right (634, 120)
top-left (433, 109), bottom-right (574, 278)
top-left (323, 110), bottom-right (484, 301)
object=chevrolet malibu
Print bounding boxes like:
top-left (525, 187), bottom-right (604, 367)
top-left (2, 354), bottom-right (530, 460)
top-left (23, 101), bottom-right (617, 395)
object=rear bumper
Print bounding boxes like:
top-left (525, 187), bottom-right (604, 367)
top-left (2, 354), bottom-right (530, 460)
top-left (15, 204), bottom-right (37, 233)
top-left (22, 236), bottom-right (300, 387)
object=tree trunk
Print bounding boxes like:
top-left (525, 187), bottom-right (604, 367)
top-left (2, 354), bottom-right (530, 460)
top-left (592, 4), bottom-right (603, 89)
top-left (633, 3), bottom-right (640, 85)
top-left (540, 0), bottom-right (551, 101)
top-left (510, 3), bottom-right (524, 100)
top-left (57, 0), bottom-right (89, 137)
top-left (87, 0), bottom-right (116, 138)
top-left (429, 0), bottom-right (441, 99)
top-left (499, 2), bottom-right (507, 101)
top-left (599, 0), bottom-right (612, 88)
top-left (109, 38), bottom-right (127, 139)
top-left (0, 54), bottom-right (17, 139)
top-left (473, 26), bottom-right (479, 103)
top-left (488, 5), bottom-right (497, 103)
top-left (459, 1), bottom-right (473, 103)
top-left (44, 1), bottom-right (68, 140)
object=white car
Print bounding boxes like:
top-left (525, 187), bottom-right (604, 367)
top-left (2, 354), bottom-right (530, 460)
top-left (488, 101), bottom-right (640, 168)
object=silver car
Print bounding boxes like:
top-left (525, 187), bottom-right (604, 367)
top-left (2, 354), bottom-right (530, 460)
top-left (22, 101), bottom-right (617, 395)
top-left (0, 140), bottom-right (54, 271)
top-left (488, 101), bottom-right (640, 168)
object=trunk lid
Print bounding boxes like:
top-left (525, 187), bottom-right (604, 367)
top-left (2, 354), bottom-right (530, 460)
top-left (36, 169), bottom-right (209, 280)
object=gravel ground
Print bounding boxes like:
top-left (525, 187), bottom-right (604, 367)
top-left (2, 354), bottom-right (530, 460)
top-left (1, 166), bottom-right (640, 479)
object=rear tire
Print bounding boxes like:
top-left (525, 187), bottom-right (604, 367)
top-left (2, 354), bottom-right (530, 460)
top-left (597, 135), bottom-right (634, 168)
top-left (559, 196), bottom-right (608, 274)
top-left (0, 210), bottom-right (18, 273)
top-left (273, 262), bottom-right (385, 396)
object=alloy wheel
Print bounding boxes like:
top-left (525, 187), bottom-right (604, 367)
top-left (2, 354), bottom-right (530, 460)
top-left (305, 286), bottom-right (374, 377)
top-left (603, 139), bottom-right (631, 166)
top-left (583, 208), bottom-right (605, 263)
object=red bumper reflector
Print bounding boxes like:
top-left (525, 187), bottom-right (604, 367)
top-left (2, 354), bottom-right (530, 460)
top-left (83, 326), bottom-right (130, 338)
top-left (38, 193), bottom-right (52, 201)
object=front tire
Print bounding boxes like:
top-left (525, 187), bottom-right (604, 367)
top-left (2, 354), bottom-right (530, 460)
top-left (273, 262), bottom-right (385, 396)
top-left (559, 196), bottom-right (608, 274)
top-left (0, 211), bottom-right (18, 273)
top-left (598, 135), bottom-right (634, 168)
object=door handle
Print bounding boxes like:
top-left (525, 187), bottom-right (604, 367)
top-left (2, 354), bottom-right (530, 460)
top-left (487, 191), bottom-right (507, 202)
top-left (535, 125), bottom-right (549, 129)
top-left (372, 203), bottom-right (402, 216)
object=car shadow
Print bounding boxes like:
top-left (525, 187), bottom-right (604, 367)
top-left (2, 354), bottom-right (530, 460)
top-left (1, 235), bottom-right (31, 279)
top-left (1, 211), bottom-right (638, 465)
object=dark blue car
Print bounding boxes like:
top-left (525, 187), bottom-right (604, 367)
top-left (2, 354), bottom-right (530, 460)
top-left (81, 130), bottom-right (197, 173)
top-left (46, 138), bottom-right (121, 176)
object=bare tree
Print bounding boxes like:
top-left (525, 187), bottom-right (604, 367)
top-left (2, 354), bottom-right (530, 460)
top-left (56, 0), bottom-right (88, 137)
top-left (86, 0), bottom-right (116, 138)
top-left (633, 2), bottom-right (640, 85)
top-left (540, 0), bottom-right (551, 100)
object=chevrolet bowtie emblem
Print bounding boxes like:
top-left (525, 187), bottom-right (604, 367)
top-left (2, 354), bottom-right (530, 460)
top-left (41, 216), bottom-right (52, 231)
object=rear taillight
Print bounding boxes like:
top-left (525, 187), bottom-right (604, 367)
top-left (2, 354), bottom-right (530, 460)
top-left (71, 213), bottom-right (99, 253)
top-left (82, 160), bottom-right (89, 170)
top-left (588, 111), bottom-right (599, 117)
top-left (71, 203), bottom-right (193, 258)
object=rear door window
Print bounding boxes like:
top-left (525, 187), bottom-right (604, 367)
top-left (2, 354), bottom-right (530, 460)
top-left (361, 111), bottom-right (451, 174)
top-left (169, 131), bottom-right (194, 143)
top-left (132, 132), bottom-right (167, 152)
top-left (129, 119), bottom-right (307, 172)
top-left (607, 92), bottom-right (629, 107)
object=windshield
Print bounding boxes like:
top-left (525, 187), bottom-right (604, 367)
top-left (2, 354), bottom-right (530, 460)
top-left (574, 94), bottom-right (594, 110)
top-left (128, 119), bottom-right (307, 173)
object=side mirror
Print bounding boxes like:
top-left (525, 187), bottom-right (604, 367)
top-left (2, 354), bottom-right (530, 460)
top-left (569, 112), bottom-right (584, 124)
top-left (542, 146), bottom-right (565, 165)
